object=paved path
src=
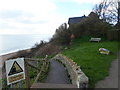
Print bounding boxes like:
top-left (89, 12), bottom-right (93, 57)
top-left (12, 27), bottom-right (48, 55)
top-left (44, 59), bottom-right (70, 84)
top-left (95, 51), bottom-right (119, 88)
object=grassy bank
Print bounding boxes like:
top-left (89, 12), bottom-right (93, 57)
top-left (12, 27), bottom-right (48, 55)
top-left (62, 37), bottom-right (119, 88)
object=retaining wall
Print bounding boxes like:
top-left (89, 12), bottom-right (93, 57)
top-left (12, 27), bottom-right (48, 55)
top-left (53, 54), bottom-right (89, 88)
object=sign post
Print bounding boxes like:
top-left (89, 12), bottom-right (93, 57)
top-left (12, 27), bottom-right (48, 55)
top-left (19, 80), bottom-right (22, 88)
top-left (5, 58), bottom-right (25, 86)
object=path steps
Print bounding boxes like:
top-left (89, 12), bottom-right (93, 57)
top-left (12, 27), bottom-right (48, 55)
top-left (31, 83), bottom-right (77, 88)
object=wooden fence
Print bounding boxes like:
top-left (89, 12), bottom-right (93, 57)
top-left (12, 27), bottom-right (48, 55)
top-left (24, 56), bottom-right (49, 88)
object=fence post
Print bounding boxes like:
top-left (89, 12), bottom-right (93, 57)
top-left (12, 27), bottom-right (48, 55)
top-left (45, 55), bottom-right (48, 65)
top-left (24, 59), bottom-right (30, 88)
top-left (10, 84), bottom-right (13, 88)
top-left (19, 80), bottom-right (22, 88)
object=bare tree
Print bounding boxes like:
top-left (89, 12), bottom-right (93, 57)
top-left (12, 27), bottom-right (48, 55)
top-left (118, 1), bottom-right (120, 23)
top-left (93, 0), bottom-right (119, 24)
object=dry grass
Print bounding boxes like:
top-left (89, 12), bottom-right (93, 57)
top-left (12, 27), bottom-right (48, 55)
top-left (34, 43), bottom-right (61, 57)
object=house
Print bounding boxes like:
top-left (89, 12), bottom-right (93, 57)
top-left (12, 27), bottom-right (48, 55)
top-left (68, 15), bottom-right (86, 25)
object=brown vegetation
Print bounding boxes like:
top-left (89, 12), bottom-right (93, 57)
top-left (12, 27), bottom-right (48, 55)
top-left (27, 41), bottom-right (62, 58)
top-left (33, 42), bottom-right (61, 57)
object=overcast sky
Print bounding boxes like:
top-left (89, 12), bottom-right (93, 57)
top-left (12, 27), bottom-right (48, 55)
top-left (0, 0), bottom-right (103, 36)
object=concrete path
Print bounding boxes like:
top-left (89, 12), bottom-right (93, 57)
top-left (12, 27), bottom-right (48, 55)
top-left (44, 59), bottom-right (70, 84)
top-left (95, 51), bottom-right (119, 88)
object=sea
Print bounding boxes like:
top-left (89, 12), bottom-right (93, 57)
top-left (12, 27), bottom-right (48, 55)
top-left (0, 34), bottom-right (52, 56)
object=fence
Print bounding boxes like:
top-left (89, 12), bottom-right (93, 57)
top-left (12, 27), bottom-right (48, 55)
top-left (2, 56), bottom-right (49, 88)
top-left (24, 56), bottom-right (49, 88)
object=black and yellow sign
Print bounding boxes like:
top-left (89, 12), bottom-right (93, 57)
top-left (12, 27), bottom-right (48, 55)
top-left (5, 58), bottom-right (25, 85)
top-left (8, 73), bottom-right (24, 83)
top-left (8, 61), bottom-right (23, 76)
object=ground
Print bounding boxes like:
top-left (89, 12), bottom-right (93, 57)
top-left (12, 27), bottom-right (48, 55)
top-left (44, 59), bottom-right (70, 84)
top-left (0, 41), bottom-right (119, 88)
top-left (95, 51), bottom-right (119, 88)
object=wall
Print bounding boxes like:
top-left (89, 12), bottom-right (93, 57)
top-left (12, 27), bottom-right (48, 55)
top-left (53, 54), bottom-right (89, 88)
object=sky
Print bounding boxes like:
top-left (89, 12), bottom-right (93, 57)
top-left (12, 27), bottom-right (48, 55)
top-left (0, 0), bottom-right (103, 36)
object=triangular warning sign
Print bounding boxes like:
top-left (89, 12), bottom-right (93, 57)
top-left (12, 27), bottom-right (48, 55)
top-left (8, 61), bottom-right (23, 76)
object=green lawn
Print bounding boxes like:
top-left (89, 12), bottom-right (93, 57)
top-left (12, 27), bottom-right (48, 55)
top-left (62, 37), bottom-right (119, 88)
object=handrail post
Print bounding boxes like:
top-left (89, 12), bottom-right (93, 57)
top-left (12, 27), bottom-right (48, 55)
top-left (24, 59), bottom-right (30, 88)
top-left (45, 55), bottom-right (48, 64)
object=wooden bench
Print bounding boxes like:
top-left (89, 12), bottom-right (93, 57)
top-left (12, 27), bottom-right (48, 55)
top-left (89, 37), bottom-right (101, 42)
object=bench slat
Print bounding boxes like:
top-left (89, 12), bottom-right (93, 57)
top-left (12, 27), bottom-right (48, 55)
top-left (89, 38), bottom-right (101, 42)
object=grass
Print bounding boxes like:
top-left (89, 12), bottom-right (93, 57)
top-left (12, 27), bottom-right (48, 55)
top-left (62, 36), bottom-right (119, 88)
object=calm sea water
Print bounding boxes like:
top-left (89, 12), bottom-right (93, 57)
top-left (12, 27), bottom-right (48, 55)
top-left (0, 34), bottom-right (51, 55)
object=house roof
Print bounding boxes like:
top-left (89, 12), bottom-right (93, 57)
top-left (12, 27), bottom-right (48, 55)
top-left (68, 15), bottom-right (86, 25)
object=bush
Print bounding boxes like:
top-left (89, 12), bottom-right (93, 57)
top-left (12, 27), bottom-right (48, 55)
top-left (69, 12), bottom-right (112, 38)
top-left (51, 23), bottom-right (71, 45)
top-left (107, 29), bottom-right (120, 41)
top-left (28, 41), bottom-right (47, 57)
top-left (34, 42), bottom-right (61, 57)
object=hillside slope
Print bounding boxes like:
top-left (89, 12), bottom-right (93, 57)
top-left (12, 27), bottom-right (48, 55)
top-left (62, 37), bottom-right (119, 88)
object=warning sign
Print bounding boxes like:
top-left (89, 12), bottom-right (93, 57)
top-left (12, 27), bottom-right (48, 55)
top-left (8, 61), bottom-right (23, 76)
top-left (5, 58), bottom-right (25, 85)
top-left (8, 73), bottom-right (24, 83)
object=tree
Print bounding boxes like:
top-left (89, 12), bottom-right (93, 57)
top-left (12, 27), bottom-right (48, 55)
top-left (51, 23), bottom-right (71, 45)
top-left (118, 1), bottom-right (120, 23)
top-left (93, 0), bottom-right (119, 24)
top-left (69, 12), bottom-right (112, 38)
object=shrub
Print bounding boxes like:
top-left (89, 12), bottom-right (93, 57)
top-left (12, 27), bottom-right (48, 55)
top-left (34, 42), bottom-right (61, 57)
top-left (28, 40), bottom-right (47, 57)
top-left (51, 23), bottom-right (71, 45)
top-left (107, 29), bottom-right (120, 41)
top-left (69, 12), bottom-right (112, 38)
